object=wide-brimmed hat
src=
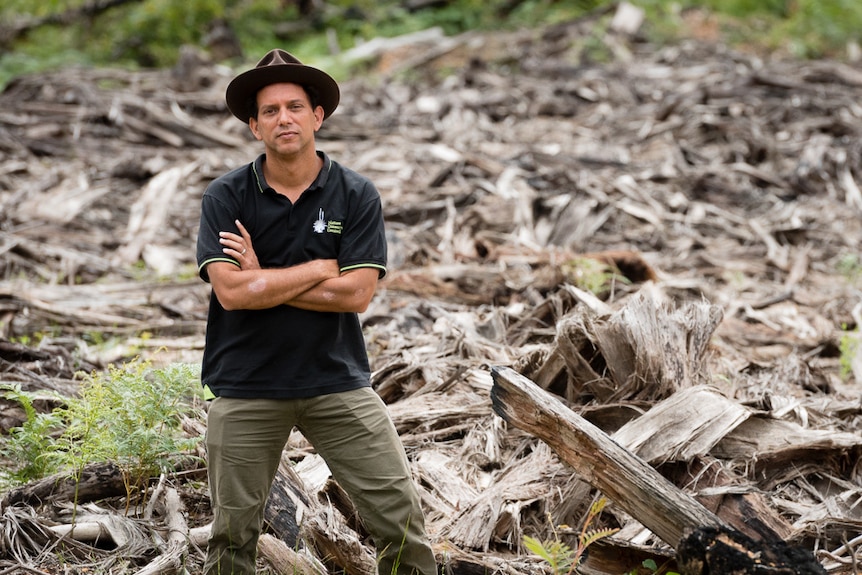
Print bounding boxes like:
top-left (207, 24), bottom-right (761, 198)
top-left (225, 49), bottom-right (340, 123)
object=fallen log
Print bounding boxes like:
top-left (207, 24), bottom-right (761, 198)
top-left (1, 461), bottom-right (127, 508)
top-left (263, 459), bottom-right (312, 550)
top-left (114, 162), bottom-right (201, 267)
top-left (490, 364), bottom-right (726, 547)
top-left (48, 512), bottom-right (144, 549)
top-left (611, 385), bottom-right (795, 541)
top-left (265, 456), bottom-right (377, 575)
top-left (490, 366), bottom-right (829, 574)
top-left (257, 533), bottom-right (328, 575)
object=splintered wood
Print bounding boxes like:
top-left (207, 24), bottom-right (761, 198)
top-left (1, 11), bottom-right (861, 575)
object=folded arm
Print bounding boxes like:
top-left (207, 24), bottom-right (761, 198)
top-left (207, 259), bottom-right (340, 311)
top-left (285, 267), bottom-right (380, 313)
top-left (211, 221), bottom-right (379, 312)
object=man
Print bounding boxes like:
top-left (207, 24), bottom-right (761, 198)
top-left (195, 49), bottom-right (438, 575)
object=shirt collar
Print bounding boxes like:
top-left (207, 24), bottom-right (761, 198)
top-left (252, 151), bottom-right (332, 195)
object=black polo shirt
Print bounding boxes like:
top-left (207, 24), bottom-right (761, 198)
top-left (196, 151), bottom-right (387, 399)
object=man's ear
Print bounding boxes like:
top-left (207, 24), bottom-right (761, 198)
top-left (248, 117), bottom-right (263, 141)
top-left (313, 106), bottom-right (325, 131)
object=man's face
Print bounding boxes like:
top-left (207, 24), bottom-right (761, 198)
top-left (249, 82), bottom-right (324, 158)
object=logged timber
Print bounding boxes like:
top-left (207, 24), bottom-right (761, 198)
top-left (1, 462), bottom-right (127, 508)
top-left (265, 458), bottom-right (377, 575)
top-left (264, 460), bottom-right (311, 549)
top-left (257, 534), bottom-right (328, 575)
top-left (490, 365), bottom-right (726, 547)
top-left (490, 367), bottom-right (829, 574)
top-left (135, 487), bottom-right (189, 575)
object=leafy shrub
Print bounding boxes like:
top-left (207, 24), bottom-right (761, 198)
top-left (0, 358), bottom-right (202, 504)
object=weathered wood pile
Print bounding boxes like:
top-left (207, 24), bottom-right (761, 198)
top-left (1, 9), bottom-right (861, 575)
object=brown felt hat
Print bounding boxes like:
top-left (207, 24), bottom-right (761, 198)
top-left (225, 49), bottom-right (340, 123)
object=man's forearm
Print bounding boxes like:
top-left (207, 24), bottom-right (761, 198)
top-left (210, 259), bottom-right (340, 311)
top-left (285, 268), bottom-right (378, 313)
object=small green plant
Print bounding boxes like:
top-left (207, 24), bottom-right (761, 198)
top-left (60, 359), bottom-right (202, 508)
top-left (0, 385), bottom-right (64, 484)
top-left (839, 328), bottom-right (859, 381)
top-left (0, 358), bottom-right (202, 510)
top-left (523, 497), bottom-right (619, 574)
top-left (523, 532), bottom-right (576, 573)
top-left (561, 257), bottom-right (631, 296)
top-left (627, 558), bottom-right (681, 575)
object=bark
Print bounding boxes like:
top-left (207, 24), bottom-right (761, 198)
top-left (2, 462), bottom-right (127, 509)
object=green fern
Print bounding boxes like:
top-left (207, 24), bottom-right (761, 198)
top-left (580, 526), bottom-right (620, 549)
top-left (57, 359), bottom-right (202, 507)
top-left (0, 358), bottom-right (202, 506)
top-left (0, 385), bottom-right (64, 485)
top-left (523, 535), bottom-right (575, 573)
top-left (524, 497), bottom-right (619, 575)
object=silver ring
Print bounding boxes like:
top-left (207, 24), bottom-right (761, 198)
top-left (241, 248), bottom-right (247, 255)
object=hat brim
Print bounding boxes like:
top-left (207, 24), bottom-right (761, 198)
top-left (225, 63), bottom-right (340, 123)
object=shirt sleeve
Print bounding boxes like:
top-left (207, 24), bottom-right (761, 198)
top-left (196, 185), bottom-right (241, 283)
top-left (338, 181), bottom-right (388, 279)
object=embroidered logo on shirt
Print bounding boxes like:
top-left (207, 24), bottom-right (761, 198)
top-left (313, 209), bottom-right (327, 233)
top-left (313, 208), bottom-right (343, 235)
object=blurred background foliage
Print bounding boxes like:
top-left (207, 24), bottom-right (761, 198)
top-left (0, 0), bottom-right (860, 88)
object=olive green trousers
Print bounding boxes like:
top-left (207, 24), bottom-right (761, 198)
top-left (203, 387), bottom-right (437, 575)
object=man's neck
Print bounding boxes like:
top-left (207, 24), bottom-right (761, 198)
top-left (263, 149), bottom-right (323, 202)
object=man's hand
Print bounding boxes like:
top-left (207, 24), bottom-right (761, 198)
top-left (219, 220), bottom-right (260, 270)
